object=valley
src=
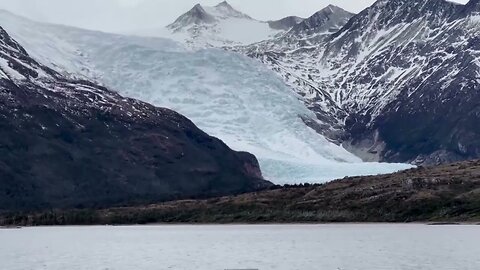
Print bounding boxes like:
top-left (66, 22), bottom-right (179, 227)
top-left (0, 0), bottom-right (479, 219)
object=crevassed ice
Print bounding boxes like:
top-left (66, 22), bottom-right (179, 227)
top-left (81, 46), bottom-right (411, 183)
top-left (1, 12), bottom-right (412, 184)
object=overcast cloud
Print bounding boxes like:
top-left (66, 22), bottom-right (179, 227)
top-left (0, 0), bottom-right (470, 33)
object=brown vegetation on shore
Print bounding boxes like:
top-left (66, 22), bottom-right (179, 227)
top-left (2, 160), bottom-right (480, 226)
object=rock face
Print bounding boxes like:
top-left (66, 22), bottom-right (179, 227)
top-left (239, 0), bottom-right (480, 165)
top-left (0, 26), bottom-right (270, 211)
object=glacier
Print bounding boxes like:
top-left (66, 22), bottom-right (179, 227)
top-left (0, 10), bottom-right (412, 184)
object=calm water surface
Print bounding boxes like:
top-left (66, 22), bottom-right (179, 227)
top-left (1, 224), bottom-right (479, 270)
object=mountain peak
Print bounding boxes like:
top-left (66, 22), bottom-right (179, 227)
top-left (189, 3), bottom-right (208, 16)
top-left (188, 3), bottom-right (207, 14)
top-left (167, 3), bottom-right (216, 30)
top-left (325, 4), bottom-right (344, 11)
top-left (168, 1), bottom-right (252, 30)
top-left (315, 5), bottom-right (353, 16)
top-left (215, 1), bottom-right (232, 8)
top-left (288, 5), bottom-right (354, 35)
top-left (210, 1), bottom-right (252, 20)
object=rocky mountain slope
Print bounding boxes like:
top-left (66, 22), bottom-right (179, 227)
top-left (4, 159), bottom-right (480, 225)
top-left (239, 0), bottom-right (480, 166)
top-left (0, 26), bottom-right (270, 211)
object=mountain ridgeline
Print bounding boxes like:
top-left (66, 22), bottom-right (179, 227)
top-left (0, 26), bottom-right (270, 212)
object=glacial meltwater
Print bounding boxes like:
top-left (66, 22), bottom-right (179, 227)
top-left (1, 224), bottom-right (479, 270)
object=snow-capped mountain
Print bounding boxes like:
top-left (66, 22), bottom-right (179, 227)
top-left (0, 25), bottom-right (271, 210)
top-left (161, 2), bottom-right (354, 50)
top-left (154, 1), bottom-right (296, 48)
top-left (168, 1), bottom-right (251, 31)
top-left (282, 5), bottom-right (354, 49)
top-left (239, 0), bottom-right (480, 165)
top-left (0, 10), bottom-right (412, 184)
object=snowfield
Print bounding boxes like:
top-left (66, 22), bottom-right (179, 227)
top-left (0, 10), bottom-right (412, 183)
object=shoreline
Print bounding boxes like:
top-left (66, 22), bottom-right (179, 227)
top-left (2, 160), bottom-right (479, 227)
top-left (2, 222), bottom-right (480, 229)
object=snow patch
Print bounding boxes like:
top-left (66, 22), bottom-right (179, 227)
top-left (468, 15), bottom-right (480, 25)
top-left (0, 67), bottom-right (8, 79)
top-left (0, 58), bottom-right (25, 81)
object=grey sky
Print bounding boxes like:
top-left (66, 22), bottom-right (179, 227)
top-left (0, 0), bottom-right (470, 33)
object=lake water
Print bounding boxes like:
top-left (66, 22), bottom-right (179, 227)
top-left (1, 224), bottom-right (479, 270)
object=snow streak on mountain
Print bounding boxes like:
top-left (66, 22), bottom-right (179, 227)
top-left (0, 10), bottom-right (412, 184)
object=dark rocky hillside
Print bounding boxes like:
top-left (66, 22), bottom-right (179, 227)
top-left (3, 160), bottom-right (480, 225)
top-left (0, 26), bottom-right (270, 212)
